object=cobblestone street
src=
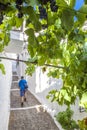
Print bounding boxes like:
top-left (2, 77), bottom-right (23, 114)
top-left (8, 72), bottom-right (59, 130)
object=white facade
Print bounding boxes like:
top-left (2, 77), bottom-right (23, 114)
top-left (0, 28), bottom-right (24, 130)
top-left (0, 53), bottom-right (12, 130)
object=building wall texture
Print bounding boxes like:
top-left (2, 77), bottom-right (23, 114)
top-left (0, 54), bottom-right (12, 130)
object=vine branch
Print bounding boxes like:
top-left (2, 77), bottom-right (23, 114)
top-left (0, 56), bottom-right (66, 69)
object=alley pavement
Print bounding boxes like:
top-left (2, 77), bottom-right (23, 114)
top-left (8, 72), bottom-right (59, 130)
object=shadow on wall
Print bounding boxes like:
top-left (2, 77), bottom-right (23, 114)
top-left (38, 77), bottom-right (63, 94)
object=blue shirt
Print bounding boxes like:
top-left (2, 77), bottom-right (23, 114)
top-left (18, 79), bottom-right (27, 90)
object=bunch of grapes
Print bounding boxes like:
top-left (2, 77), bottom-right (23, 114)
top-left (0, 3), bottom-right (6, 11)
top-left (0, 3), bottom-right (10, 24)
top-left (15, 0), bottom-right (23, 18)
top-left (39, 6), bottom-right (47, 19)
top-left (0, 3), bottom-right (6, 24)
top-left (16, 0), bottom-right (23, 5)
top-left (50, 0), bottom-right (58, 12)
top-left (39, 0), bottom-right (58, 12)
top-left (39, 0), bottom-right (50, 5)
top-left (0, 13), bottom-right (3, 24)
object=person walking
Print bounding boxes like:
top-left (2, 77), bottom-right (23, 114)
top-left (18, 76), bottom-right (28, 107)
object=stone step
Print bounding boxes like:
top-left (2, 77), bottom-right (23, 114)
top-left (12, 76), bottom-right (19, 81)
top-left (9, 90), bottom-right (59, 130)
top-left (11, 82), bottom-right (18, 89)
top-left (12, 71), bottom-right (17, 75)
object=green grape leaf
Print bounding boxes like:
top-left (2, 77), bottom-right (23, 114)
top-left (61, 9), bottom-right (74, 31)
top-left (54, 18), bottom-right (61, 29)
top-left (4, 33), bottom-right (10, 46)
top-left (48, 12), bottom-right (57, 26)
top-left (29, 0), bottom-right (39, 7)
top-left (56, 0), bottom-right (68, 6)
top-left (0, 63), bottom-right (5, 74)
top-left (25, 64), bottom-right (35, 76)
top-left (70, 0), bottom-right (76, 7)
top-left (38, 56), bottom-right (46, 66)
top-left (79, 4), bottom-right (87, 14)
top-left (84, 0), bottom-right (87, 4)
top-left (24, 6), bottom-right (41, 31)
top-left (80, 92), bottom-right (87, 108)
top-left (25, 28), bottom-right (36, 44)
top-left (15, 17), bottom-right (23, 28)
top-left (33, 20), bottom-right (42, 32)
top-left (28, 44), bottom-right (34, 57)
top-left (76, 13), bottom-right (86, 25)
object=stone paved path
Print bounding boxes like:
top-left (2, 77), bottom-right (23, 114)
top-left (8, 72), bottom-right (59, 130)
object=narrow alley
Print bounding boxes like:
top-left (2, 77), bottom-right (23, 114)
top-left (8, 71), bottom-right (59, 130)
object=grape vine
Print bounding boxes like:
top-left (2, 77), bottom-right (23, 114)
top-left (0, 1), bottom-right (87, 123)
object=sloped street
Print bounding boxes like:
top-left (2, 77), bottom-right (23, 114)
top-left (8, 71), bottom-right (59, 130)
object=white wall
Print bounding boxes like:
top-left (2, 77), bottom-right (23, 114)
top-left (16, 49), bottom-right (29, 78)
top-left (27, 67), bottom-right (65, 115)
top-left (26, 67), bottom-right (64, 130)
top-left (0, 54), bottom-right (12, 130)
